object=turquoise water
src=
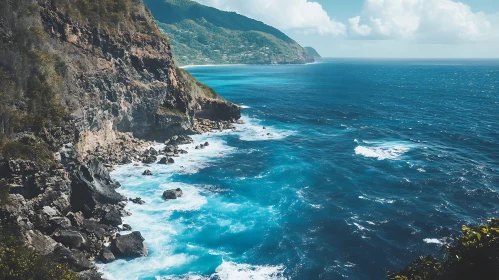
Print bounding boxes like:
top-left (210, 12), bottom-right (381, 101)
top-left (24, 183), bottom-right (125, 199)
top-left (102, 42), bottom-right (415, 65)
top-left (100, 59), bottom-right (499, 279)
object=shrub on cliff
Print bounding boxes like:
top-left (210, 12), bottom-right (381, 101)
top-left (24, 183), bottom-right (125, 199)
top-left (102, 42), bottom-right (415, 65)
top-left (1, 137), bottom-right (54, 169)
top-left (0, 233), bottom-right (79, 280)
top-left (389, 218), bottom-right (499, 280)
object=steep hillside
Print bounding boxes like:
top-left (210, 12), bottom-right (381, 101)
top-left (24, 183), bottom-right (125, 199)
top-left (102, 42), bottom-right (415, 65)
top-left (143, 0), bottom-right (315, 66)
top-left (0, 0), bottom-right (239, 278)
top-left (305, 47), bottom-right (322, 60)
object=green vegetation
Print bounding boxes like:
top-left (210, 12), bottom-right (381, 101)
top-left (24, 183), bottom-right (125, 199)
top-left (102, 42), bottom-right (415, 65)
top-left (175, 67), bottom-right (221, 99)
top-left (52, 0), bottom-right (156, 33)
top-left (0, 233), bottom-right (79, 280)
top-left (390, 218), bottom-right (499, 279)
top-left (158, 106), bottom-right (187, 117)
top-left (1, 137), bottom-right (54, 169)
top-left (144, 0), bottom-right (315, 66)
top-left (305, 47), bottom-right (322, 60)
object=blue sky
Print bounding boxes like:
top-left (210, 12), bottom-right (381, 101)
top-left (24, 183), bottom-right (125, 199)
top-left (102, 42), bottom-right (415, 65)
top-left (194, 0), bottom-right (499, 58)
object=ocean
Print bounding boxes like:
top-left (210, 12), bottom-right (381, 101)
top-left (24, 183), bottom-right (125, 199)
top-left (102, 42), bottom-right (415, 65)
top-left (99, 59), bottom-right (499, 279)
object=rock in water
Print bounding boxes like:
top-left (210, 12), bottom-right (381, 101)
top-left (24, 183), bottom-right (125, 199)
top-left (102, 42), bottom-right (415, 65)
top-left (163, 188), bottom-right (183, 200)
top-left (142, 170), bottom-right (153, 176)
top-left (111, 231), bottom-right (147, 257)
top-left (158, 157), bottom-right (168, 164)
top-left (100, 247), bottom-right (116, 264)
top-left (168, 158), bottom-right (175, 164)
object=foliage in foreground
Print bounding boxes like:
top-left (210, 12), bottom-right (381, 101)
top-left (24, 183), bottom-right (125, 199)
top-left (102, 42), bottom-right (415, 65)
top-left (0, 233), bottom-right (79, 280)
top-left (389, 218), bottom-right (499, 280)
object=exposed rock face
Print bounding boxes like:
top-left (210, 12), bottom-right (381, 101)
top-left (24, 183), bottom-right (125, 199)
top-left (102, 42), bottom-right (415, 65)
top-left (111, 231), bottom-right (147, 257)
top-left (71, 158), bottom-right (125, 215)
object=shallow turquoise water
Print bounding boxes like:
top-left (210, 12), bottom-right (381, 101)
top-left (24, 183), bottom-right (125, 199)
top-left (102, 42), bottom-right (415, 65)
top-left (100, 59), bottom-right (499, 279)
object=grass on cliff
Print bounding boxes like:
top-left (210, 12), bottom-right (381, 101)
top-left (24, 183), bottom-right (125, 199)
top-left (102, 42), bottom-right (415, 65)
top-left (0, 233), bottom-right (79, 280)
top-left (53, 0), bottom-right (157, 34)
top-left (175, 67), bottom-right (222, 100)
top-left (1, 137), bottom-right (54, 169)
top-left (390, 218), bottom-right (499, 280)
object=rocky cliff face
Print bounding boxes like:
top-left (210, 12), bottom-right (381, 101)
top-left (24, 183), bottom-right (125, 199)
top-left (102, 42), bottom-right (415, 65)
top-left (0, 0), bottom-right (240, 279)
top-left (37, 0), bottom-right (239, 153)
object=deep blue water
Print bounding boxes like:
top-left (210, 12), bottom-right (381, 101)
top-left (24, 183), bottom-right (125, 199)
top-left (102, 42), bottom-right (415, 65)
top-left (100, 59), bottom-right (499, 279)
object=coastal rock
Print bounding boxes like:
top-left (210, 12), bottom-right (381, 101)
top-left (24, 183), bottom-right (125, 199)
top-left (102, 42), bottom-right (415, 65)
top-left (111, 231), bottom-right (147, 257)
top-left (70, 158), bottom-right (125, 214)
top-left (101, 208), bottom-right (122, 227)
top-left (49, 216), bottom-right (72, 229)
top-left (129, 197), bottom-right (146, 205)
top-left (142, 170), bottom-right (153, 176)
top-left (122, 224), bottom-right (132, 231)
top-left (168, 158), bottom-right (175, 164)
top-left (204, 142), bottom-right (209, 146)
top-left (26, 230), bottom-right (58, 255)
top-left (100, 247), bottom-right (116, 264)
top-left (78, 269), bottom-right (104, 280)
top-left (142, 155), bottom-right (157, 164)
top-left (163, 188), bottom-right (183, 200)
top-left (158, 157), bottom-right (168, 164)
top-left (50, 245), bottom-right (93, 272)
top-left (53, 229), bottom-right (88, 249)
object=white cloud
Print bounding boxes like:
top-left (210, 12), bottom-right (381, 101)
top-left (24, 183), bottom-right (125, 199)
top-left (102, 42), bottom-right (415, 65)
top-left (194, 0), bottom-right (346, 35)
top-left (348, 16), bottom-right (372, 36)
top-left (348, 0), bottom-right (493, 43)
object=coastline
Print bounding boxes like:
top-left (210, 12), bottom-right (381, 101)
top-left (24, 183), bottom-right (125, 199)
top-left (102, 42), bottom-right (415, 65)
top-left (96, 120), bottom-right (241, 278)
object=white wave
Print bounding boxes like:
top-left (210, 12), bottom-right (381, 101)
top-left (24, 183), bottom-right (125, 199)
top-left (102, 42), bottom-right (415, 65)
top-left (358, 195), bottom-right (395, 204)
top-left (424, 238), bottom-right (444, 245)
top-left (214, 261), bottom-right (287, 280)
top-left (98, 253), bottom-right (196, 280)
top-left (355, 141), bottom-right (414, 160)
top-left (235, 116), bottom-right (293, 141)
top-left (240, 105), bottom-right (251, 109)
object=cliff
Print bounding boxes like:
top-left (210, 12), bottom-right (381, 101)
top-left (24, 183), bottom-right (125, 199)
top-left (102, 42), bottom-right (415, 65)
top-left (0, 0), bottom-right (240, 278)
top-left (143, 0), bottom-right (315, 66)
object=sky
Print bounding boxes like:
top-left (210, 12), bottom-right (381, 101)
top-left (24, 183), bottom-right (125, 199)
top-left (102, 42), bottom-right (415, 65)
top-left (193, 0), bottom-right (499, 58)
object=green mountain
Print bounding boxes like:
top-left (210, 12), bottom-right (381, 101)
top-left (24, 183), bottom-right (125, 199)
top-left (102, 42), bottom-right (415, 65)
top-left (305, 47), bottom-right (322, 60)
top-left (143, 0), bottom-right (316, 66)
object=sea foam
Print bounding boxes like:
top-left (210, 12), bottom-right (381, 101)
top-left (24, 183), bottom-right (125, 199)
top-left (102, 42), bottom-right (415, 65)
top-left (354, 141), bottom-right (414, 160)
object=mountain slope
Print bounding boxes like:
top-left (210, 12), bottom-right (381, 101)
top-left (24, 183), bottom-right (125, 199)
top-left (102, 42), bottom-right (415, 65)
top-left (143, 0), bottom-right (315, 66)
top-left (305, 47), bottom-right (322, 60)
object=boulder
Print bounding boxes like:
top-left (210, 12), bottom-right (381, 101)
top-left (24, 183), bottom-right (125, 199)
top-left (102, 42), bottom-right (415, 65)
top-left (163, 188), bottom-right (183, 200)
top-left (53, 229), bottom-right (87, 249)
top-left (122, 224), bottom-right (132, 231)
top-left (50, 245), bottom-right (93, 272)
top-left (204, 142), bottom-right (209, 146)
top-left (100, 247), bottom-right (116, 264)
top-left (26, 230), bottom-right (57, 255)
top-left (110, 231), bottom-right (147, 257)
top-left (142, 155), bottom-right (157, 164)
top-left (49, 216), bottom-right (72, 229)
top-left (168, 158), bottom-right (175, 164)
top-left (142, 170), bottom-right (153, 176)
top-left (129, 197), bottom-right (145, 205)
top-left (158, 157), bottom-right (168, 164)
top-left (101, 208), bottom-right (122, 227)
top-left (70, 158), bottom-right (125, 213)
top-left (78, 269), bottom-right (104, 280)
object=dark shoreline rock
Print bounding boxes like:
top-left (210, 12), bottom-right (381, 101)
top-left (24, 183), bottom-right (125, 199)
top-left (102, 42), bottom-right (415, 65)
top-left (111, 231), bottom-right (147, 258)
top-left (163, 188), bottom-right (183, 200)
